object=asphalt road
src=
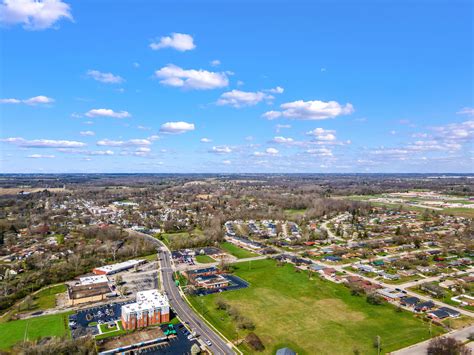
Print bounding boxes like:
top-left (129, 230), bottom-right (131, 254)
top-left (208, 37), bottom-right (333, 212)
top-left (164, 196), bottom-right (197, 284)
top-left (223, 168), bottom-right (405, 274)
top-left (128, 230), bottom-right (235, 355)
top-left (392, 325), bottom-right (474, 355)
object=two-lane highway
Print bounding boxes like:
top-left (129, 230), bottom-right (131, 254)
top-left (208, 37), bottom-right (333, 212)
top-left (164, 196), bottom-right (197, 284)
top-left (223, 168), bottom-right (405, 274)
top-left (128, 229), bottom-right (235, 355)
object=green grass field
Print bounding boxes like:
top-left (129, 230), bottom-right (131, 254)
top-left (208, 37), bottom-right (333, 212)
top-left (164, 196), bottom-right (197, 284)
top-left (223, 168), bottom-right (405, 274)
top-left (189, 259), bottom-right (443, 354)
top-left (284, 208), bottom-right (307, 215)
top-left (0, 312), bottom-right (71, 350)
top-left (95, 321), bottom-right (127, 340)
top-left (195, 254), bottom-right (216, 263)
top-left (220, 242), bottom-right (258, 259)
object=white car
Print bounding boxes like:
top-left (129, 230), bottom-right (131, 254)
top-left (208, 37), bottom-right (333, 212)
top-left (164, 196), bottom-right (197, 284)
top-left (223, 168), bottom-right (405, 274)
top-left (206, 340), bottom-right (212, 346)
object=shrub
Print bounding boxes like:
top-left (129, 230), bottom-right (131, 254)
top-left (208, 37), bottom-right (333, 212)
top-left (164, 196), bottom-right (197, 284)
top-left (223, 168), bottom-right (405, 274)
top-left (245, 332), bottom-right (265, 351)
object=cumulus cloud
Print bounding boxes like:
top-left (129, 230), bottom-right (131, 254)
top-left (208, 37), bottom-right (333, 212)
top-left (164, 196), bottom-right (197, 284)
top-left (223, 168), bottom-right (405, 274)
top-left (0, 0), bottom-right (73, 30)
top-left (265, 86), bottom-right (284, 94)
top-left (306, 147), bottom-right (333, 157)
top-left (27, 154), bottom-right (55, 158)
top-left (306, 128), bottom-right (337, 141)
top-left (222, 160), bottom-right (231, 165)
top-left (262, 110), bottom-right (282, 120)
top-left (253, 148), bottom-right (279, 156)
top-left (0, 98), bottom-right (21, 104)
top-left (263, 100), bottom-right (354, 120)
top-left (200, 137), bottom-right (212, 143)
top-left (150, 33), bottom-right (195, 51)
top-left (1, 137), bottom-right (85, 148)
top-left (85, 108), bottom-right (131, 118)
top-left (1, 95), bottom-right (54, 105)
top-left (154, 64), bottom-right (228, 90)
top-left (86, 70), bottom-right (124, 84)
top-left (272, 136), bottom-right (294, 144)
top-left (159, 121), bottom-right (195, 134)
top-left (210, 59), bottom-right (221, 67)
top-left (96, 139), bottom-right (151, 147)
top-left (57, 148), bottom-right (114, 156)
top-left (217, 90), bottom-right (273, 108)
top-left (79, 130), bottom-right (95, 136)
top-left (210, 146), bottom-right (232, 154)
top-left (457, 107), bottom-right (474, 116)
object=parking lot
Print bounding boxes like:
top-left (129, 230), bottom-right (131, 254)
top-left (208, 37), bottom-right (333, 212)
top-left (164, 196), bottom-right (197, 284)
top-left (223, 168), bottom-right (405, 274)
top-left (140, 325), bottom-right (199, 354)
top-left (118, 262), bottom-right (159, 297)
top-left (69, 301), bottom-right (133, 339)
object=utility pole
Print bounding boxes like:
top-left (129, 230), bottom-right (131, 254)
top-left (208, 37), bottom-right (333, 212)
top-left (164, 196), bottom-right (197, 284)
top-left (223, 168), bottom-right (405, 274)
top-left (376, 335), bottom-right (381, 355)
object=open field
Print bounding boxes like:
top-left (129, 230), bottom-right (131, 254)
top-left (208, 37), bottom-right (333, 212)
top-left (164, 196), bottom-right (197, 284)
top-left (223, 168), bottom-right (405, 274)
top-left (195, 254), bottom-right (216, 263)
top-left (345, 195), bottom-right (474, 218)
top-left (284, 208), bottom-right (307, 216)
top-left (189, 259), bottom-right (443, 355)
top-left (0, 312), bottom-right (71, 350)
top-left (0, 187), bottom-right (68, 196)
top-left (220, 242), bottom-right (258, 259)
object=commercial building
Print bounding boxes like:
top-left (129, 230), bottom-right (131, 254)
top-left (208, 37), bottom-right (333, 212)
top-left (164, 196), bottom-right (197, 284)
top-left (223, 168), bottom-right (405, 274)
top-left (93, 259), bottom-right (145, 275)
top-left (194, 274), bottom-right (230, 289)
top-left (68, 274), bottom-right (111, 306)
top-left (121, 290), bottom-right (170, 330)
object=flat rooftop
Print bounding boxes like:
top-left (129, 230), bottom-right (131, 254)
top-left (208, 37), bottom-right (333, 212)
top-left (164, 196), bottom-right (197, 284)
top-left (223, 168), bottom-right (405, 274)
top-left (122, 290), bottom-right (169, 313)
top-left (79, 274), bottom-right (108, 285)
top-left (94, 259), bottom-right (144, 274)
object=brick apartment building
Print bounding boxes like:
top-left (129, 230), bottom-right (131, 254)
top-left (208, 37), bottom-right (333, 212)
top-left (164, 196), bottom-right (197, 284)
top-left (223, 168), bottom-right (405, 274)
top-left (121, 290), bottom-right (170, 330)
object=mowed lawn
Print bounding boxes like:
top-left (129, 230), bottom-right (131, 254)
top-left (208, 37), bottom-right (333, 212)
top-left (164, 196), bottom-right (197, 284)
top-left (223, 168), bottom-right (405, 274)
top-left (0, 312), bottom-right (71, 350)
top-left (220, 242), bottom-right (258, 259)
top-left (195, 254), bottom-right (216, 263)
top-left (189, 259), bottom-right (443, 355)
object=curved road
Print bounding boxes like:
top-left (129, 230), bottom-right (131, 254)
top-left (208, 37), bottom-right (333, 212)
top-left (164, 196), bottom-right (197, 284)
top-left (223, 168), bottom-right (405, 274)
top-left (128, 230), bottom-right (235, 355)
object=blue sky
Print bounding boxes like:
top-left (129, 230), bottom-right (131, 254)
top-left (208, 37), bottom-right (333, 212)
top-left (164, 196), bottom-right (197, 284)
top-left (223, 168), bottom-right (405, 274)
top-left (0, 0), bottom-right (472, 173)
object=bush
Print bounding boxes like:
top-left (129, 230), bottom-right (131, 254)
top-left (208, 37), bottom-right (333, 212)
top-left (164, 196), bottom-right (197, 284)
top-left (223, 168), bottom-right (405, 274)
top-left (237, 316), bottom-right (255, 331)
top-left (245, 332), bottom-right (265, 351)
top-left (427, 336), bottom-right (470, 355)
top-left (366, 293), bottom-right (383, 305)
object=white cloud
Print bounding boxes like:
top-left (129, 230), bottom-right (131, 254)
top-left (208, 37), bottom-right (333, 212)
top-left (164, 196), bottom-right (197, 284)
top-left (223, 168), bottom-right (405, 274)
top-left (86, 70), bottom-right (124, 84)
top-left (88, 150), bottom-right (114, 156)
top-left (272, 136), bottom-right (294, 144)
top-left (264, 100), bottom-right (354, 120)
top-left (79, 130), bottom-right (95, 136)
top-left (24, 95), bottom-right (54, 105)
top-left (210, 146), bottom-right (232, 154)
top-left (159, 121), bottom-right (195, 134)
top-left (200, 137), bottom-right (212, 143)
top-left (275, 124), bottom-right (291, 132)
top-left (147, 135), bottom-right (160, 141)
top-left (150, 33), bottom-right (195, 51)
top-left (1, 95), bottom-right (54, 105)
top-left (0, 98), bottom-right (21, 104)
top-left (457, 107), bottom-right (474, 116)
top-left (96, 139), bottom-right (151, 147)
top-left (27, 154), bottom-right (55, 158)
top-left (133, 62), bottom-right (140, 68)
top-left (57, 148), bottom-right (114, 156)
top-left (1, 137), bottom-right (85, 148)
top-left (222, 160), bottom-right (231, 165)
top-left (0, 0), bottom-right (73, 30)
top-left (262, 110), bottom-right (282, 120)
top-left (210, 59), bottom-right (221, 67)
top-left (306, 148), bottom-right (333, 157)
top-left (85, 108), bottom-right (131, 118)
top-left (265, 86), bottom-right (284, 94)
top-left (306, 128), bottom-right (337, 141)
top-left (266, 147), bottom-right (279, 155)
top-left (154, 64), bottom-right (228, 90)
top-left (217, 90), bottom-right (273, 108)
